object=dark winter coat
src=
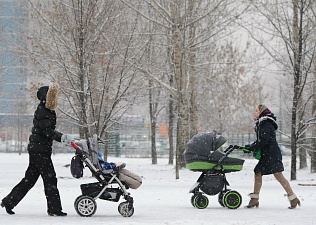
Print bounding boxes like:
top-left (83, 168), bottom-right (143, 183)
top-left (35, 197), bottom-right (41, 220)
top-left (249, 113), bottom-right (284, 175)
top-left (27, 86), bottom-right (62, 154)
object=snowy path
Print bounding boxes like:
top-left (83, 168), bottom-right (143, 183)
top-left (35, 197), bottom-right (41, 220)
top-left (0, 153), bottom-right (315, 225)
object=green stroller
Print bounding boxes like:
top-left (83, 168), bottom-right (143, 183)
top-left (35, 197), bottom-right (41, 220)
top-left (184, 131), bottom-right (244, 209)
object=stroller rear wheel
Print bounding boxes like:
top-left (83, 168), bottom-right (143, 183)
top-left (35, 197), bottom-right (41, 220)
top-left (222, 190), bottom-right (242, 209)
top-left (74, 195), bottom-right (97, 217)
top-left (118, 201), bottom-right (134, 217)
top-left (193, 194), bottom-right (209, 209)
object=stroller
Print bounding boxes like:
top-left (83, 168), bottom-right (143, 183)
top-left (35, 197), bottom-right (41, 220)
top-left (184, 131), bottom-right (244, 209)
top-left (70, 134), bottom-right (142, 217)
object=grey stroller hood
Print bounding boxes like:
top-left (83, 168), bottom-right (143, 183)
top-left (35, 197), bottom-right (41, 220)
top-left (184, 131), bottom-right (226, 164)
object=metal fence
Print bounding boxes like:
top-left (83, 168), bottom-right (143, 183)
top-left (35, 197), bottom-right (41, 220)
top-left (0, 125), bottom-right (290, 158)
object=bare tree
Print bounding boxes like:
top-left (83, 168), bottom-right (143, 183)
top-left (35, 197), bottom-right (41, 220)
top-left (26, 0), bottom-right (146, 151)
top-left (245, 0), bottom-right (316, 179)
top-left (120, 0), bottom-right (251, 178)
top-left (198, 41), bottom-right (267, 134)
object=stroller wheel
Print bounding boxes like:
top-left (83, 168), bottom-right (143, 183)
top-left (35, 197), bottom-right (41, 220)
top-left (190, 195), bottom-right (197, 207)
top-left (218, 190), bottom-right (230, 207)
top-left (74, 195), bottom-right (83, 204)
top-left (74, 195), bottom-right (97, 217)
top-left (222, 190), bottom-right (242, 209)
top-left (193, 194), bottom-right (209, 209)
top-left (118, 201), bottom-right (134, 217)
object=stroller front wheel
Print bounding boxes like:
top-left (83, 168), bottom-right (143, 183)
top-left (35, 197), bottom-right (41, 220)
top-left (193, 194), bottom-right (209, 209)
top-left (118, 201), bottom-right (134, 217)
top-left (74, 195), bottom-right (97, 217)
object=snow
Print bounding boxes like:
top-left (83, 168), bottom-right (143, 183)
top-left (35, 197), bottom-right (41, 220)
top-left (0, 153), bottom-right (315, 225)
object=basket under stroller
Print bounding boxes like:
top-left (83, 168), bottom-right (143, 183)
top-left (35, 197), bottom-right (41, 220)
top-left (184, 131), bottom-right (244, 209)
top-left (70, 134), bottom-right (142, 217)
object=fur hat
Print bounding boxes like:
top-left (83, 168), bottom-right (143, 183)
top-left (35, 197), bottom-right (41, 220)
top-left (37, 83), bottom-right (59, 110)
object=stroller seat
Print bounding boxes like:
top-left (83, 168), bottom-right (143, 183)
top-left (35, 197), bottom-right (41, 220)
top-left (100, 162), bottom-right (126, 174)
top-left (75, 138), bottom-right (116, 175)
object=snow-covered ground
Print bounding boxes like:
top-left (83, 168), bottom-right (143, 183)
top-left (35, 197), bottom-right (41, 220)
top-left (0, 152), bottom-right (315, 225)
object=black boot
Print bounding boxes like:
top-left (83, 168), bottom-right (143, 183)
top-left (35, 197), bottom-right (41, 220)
top-left (48, 211), bottom-right (67, 216)
top-left (1, 201), bottom-right (15, 215)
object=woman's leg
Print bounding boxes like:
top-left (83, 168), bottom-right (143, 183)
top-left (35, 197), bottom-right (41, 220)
top-left (35, 154), bottom-right (63, 214)
top-left (273, 172), bottom-right (300, 208)
top-left (253, 172), bottom-right (262, 194)
top-left (246, 172), bottom-right (262, 208)
top-left (1, 154), bottom-right (40, 214)
top-left (273, 172), bottom-right (293, 195)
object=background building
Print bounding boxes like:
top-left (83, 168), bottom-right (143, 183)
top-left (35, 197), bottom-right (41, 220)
top-left (0, 0), bottom-right (30, 150)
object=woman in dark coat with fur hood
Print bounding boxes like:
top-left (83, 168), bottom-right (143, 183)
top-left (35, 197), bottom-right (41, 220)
top-left (1, 83), bottom-right (74, 216)
top-left (245, 104), bottom-right (300, 209)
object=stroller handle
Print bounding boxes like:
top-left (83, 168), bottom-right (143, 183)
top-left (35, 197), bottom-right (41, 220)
top-left (71, 141), bottom-right (79, 150)
top-left (216, 145), bottom-right (241, 164)
top-left (224, 145), bottom-right (240, 153)
top-left (71, 141), bottom-right (83, 155)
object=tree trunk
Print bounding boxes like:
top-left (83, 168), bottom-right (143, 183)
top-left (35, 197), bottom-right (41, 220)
top-left (290, 0), bottom-right (301, 181)
top-left (168, 73), bottom-right (175, 165)
top-left (188, 0), bottom-right (199, 139)
top-left (298, 95), bottom-right (307, 169)
top-left (290, 102), bottom-right (298, 180)
top-left (103, 131), bottom-right (109, 162)
top-left (311, 79), bottom-right (316, 172)
top-left (176, 100), bottom-right (190, 178)
top-left (77, 1), bottom-right (89, 139)
top-left (170, 2), bottom-right (189, 179)
top-left (151, 119), bottom-right (157, 164)
top-left (149, 79), bottom-right (157, 164)
top-left (188, 34), bottom-right (198, 138)
top-left (299, 146), bottom-right (307, 169)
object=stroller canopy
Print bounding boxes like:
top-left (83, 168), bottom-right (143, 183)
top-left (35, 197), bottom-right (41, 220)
top-left (184, 131), bottom-right (226, 162)
top-left (184, 131), bottom-right (244, 172)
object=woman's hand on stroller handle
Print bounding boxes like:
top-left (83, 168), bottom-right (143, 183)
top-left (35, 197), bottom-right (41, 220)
top-left (226, 145), bottom-right (252, 153)
top-left (235, 144), bottom-right (252, 153)
top-left (61, 134), bottom-right (75, 146)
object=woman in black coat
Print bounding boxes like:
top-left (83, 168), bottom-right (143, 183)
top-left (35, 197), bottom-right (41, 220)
top-left (245, 104), bottom-right (300, 209)
top-left (1, 83), bottom-right (74, 216)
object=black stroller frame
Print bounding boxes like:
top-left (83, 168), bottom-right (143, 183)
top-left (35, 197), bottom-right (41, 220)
top-left (71, 134), bottom-right (135, 217)
top-left (189, 145), bottom-right (243, 210)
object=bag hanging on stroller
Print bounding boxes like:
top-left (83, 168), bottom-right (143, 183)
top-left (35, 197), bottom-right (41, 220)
top-left (70, 154), bottom-right (84, 178)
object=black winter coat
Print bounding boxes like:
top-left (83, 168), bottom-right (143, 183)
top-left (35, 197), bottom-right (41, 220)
top-left (249, 113), bottom-right (284, 175)
top-left (27, 102), bottom-right (62, 154)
